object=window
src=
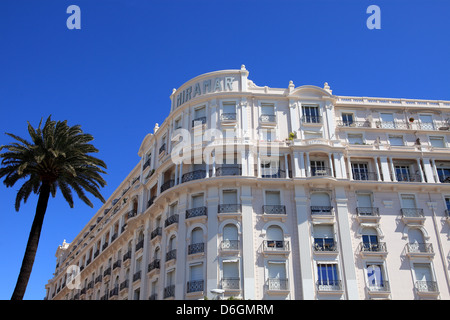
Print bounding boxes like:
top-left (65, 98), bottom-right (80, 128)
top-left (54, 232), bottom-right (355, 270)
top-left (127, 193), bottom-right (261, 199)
top-left (267, 262), bottom-right (288, 290)
top-left (429, 136), bottom-right (445, 148)
top-left (413, 263), bottom-right (437, 293)
top-left (302, 105), bottom-right (321, 123)
top-left (401, 194), bottom-right (416, 208)
top-left (169, 202), bottom-right (178, 216)
top-left (174, 117), bottom-right (182, 130)
top-left (222, 260), bottom-right (240, 289)
top-left (266, 225), bottom-right (285, 249)
top-left (310, 192), bottom-right (332, 214)
top-left (188, 264), bottom-right (204, 293)
top-left (389, 135), bottom-right (404, 146)
top-left (310, 160), bottom-right (330, 176)
top-left (361, 227), bottom-right (379, 251)
top-left (189, 227), bottom-right (204, 255)
top-left (395, 165), bottom-right (411, 181)
top-left (317, 264), bottom-right (340, 290)
top-left (222, 102), bottom-right (237, 121)
top-left (436, 166), bottom-right (450, 182)
top-left (419, 114), bottom-right (434, 130)
top-left (222, 224), bottom-right (239, 250)
top-left (313, 224), bottom-right (335, 251)
top-left (445, 197), bottom-right (450, 211)
top-left (192, 106), bottom-right (206, 126)
top-left (341, 113), bottom-right (354, 126)
top-left (366, 264), bottom-right (388, 291)
top-left (347, 133), bottom-right (364, 145)
top-left (261, 159), bottom-right (280, 177)
top-left (380, 113), bottom-right (395, 128)
top-left (223, 190), bottom-right (238, 204)
top-left (352, 163), bottom-right (369, 180)
top-left (260, 103), bottom-right (276, 123)
top-left (191, 193), bottom-right (204, 208)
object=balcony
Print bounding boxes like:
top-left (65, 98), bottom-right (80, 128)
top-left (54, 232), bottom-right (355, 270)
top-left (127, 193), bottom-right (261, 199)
top-left (262, 240), bottom-right (290, 256)
top-left (160, 179), bottom-right (175, 193)
top-left (310, 206), bottom-right (334, 223)
top-left (367, 281), bottom-right (390, 296)
top-left (218, 203), bottom-right (242, 214)
top-left (133, 270), bottom-right (141, 282)
top-left (166, 249), bottom-right (177, 262)
top-left (313, 238), bottom-right (338, 254)
top-left (310, 167), bottom-right (333, 177)
top-left (356, 207), bottom-right (380, 223)
top-left (215, 166), bottom-right (242, 176)
top-left (164, 214), bottom-right (179, 228)
top-left (221, 278), bottom-right (240, 291)
top-left (262, 205), bottom-right (287, 222)
top-left (261, 169), bottom-right (289, 179)
top-left (415, 281), bottom-right (439, 297)
top-left (316, 280), bottom-right (343, 293)
top-left (188, 242), bottom-right (205, 255)
top-left (401, 208), bottom-right (425, 225)
top-left (159, 143), bottom-right (166, 155)
top-left (192, 116), bottom-right (207, 127)
top-left (405, 243), bottom-right (434, 259)
top-left (336, 120), bottom-right (371, 128)
top-left (164, 285), bottom-right (175, 299)
top-left (221, 113), bottom-right (237, 122)
top-left (182, 170), bottom-right (206, 183)
top-left (395, 173), bottom-right (422, 182)
top-left (127, 209), bottom-right (137, 220)
top-left (260, 114), bottom-right (277, 125)
top-left (135, 239), bottom-right (144, 252)
top-left (302, 115), bottom-right (322, 124)
top-left (220, 240), bottom-right (240, 252)
top-left (109, 286), bottom-right (119, 298)
top-left (187, 280), bottom-right (204, 294)
top-left (352, 172), bottom-right (378, 181)
top-left (359, 242), bottom-right (388, 258)
top-left (119, 280), bottom-right (128, 292)
top-left (150, 227), bottom-right (162, 240)
top-left (186, 206), bottom-right (207, 220)
top-left (266, 278), bottom-right (289, 293)
top-left (148, 259), bottom-right (160, 273)
top-left (147, 196), bottom-right (157, 208)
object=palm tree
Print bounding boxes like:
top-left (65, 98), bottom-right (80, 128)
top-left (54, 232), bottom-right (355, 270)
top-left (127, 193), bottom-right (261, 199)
top-left (0, 116), bottom-right (107, 300)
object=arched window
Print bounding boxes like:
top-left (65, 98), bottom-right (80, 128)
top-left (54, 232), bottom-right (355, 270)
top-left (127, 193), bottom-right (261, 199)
top-left (189, 227), bottom-right (204, 254)
top-left (222, 223), bottom-right (239, 250)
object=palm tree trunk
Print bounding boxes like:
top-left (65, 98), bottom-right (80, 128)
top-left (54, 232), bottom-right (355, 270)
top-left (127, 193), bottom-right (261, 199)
top-left (11, 183), bottom-right (51, 300)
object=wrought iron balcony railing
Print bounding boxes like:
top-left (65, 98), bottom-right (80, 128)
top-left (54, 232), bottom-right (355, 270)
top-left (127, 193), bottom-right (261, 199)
top-left (310, 206), bottom-right (334, 215)
top-left (160, 179), bottom-right (175, 193)
top-left (401, 208), bottom-right (424, 218)
top-left (187, 280), bottom-right (204, 293)
top-left (313, 238), bottom-right (337, 252)
top-left (188, 242), bottom-right (205, 255)
top-left (221, 113), bottom-right (237, 121)
top-left (359, 242), bottom-right (387, 253)
top-left (352, 171), bottom-right (378, 181)
top-left (356, 207), bottom-right (379, 216)
top-left (316, 280), bottom-right (342, 291)
top-left (310, 167), bottom-right (332, 177)
top-left (405, 242), bottom-right (433, 254)
top-left (218, 203), bottom-right (242, 214)
top-left (266, 278), bottom-right (289, 291)
top-left (150, 227), bottom-right (162, 240)
top-left (182, 170), bottom-right (206, 183)
top-left (166, 249), bottom-right (177, 262)
top-left (262, 205), bottom-right (286, 215)
top-left (192, 116), bottom-right (207, 127)
top-left (215, 166), bottom-right (242, 176)
top-left (164, 285), bottom-right (175, 298)
top-left (164, 214), bottom-right (179, 227)
top-left (302, 115), bottom-right (322, 124)
top-left (263, 240), bottom-right (289, 252)
top-left (221, 278), bottom-right (240, 290)
top-left (220, 240), bottom-right (239, 251)
top-left (415, 281), bottom-right (438, 293)
top-left (148, 259), bottom-right (160, 272)
top-left (260, 114), bottom-right (276, 123)
top-left (186, 206), bottom-right (207, 219)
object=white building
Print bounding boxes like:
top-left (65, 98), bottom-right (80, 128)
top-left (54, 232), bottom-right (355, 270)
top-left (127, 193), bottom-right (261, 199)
top-left (46, 66), bottom-right (450, 300)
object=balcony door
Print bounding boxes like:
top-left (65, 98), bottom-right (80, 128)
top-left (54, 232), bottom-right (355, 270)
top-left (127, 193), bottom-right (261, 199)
top-left (413, 263), bottom-right (434, 292)
top-left (367, 264), bottom-right (385, 289)
top-left (267, 262), bottom-right (287, 290)
top-left (380, 113), bottom-right (394, 128)
top-left (419, 114), bottom-right (434, 130)
top-left (352, 163), bottom-right (369, 180)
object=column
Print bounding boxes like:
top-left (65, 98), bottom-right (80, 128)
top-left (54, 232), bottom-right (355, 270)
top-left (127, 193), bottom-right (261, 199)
top-left (373, 157), bottom-right (382, 181)
top-left (175, 194), bottom-right (187, 299)
top-left (140, 219), bottom-right (151, 299)
top-left (206, 187), bottom-right (219, 298)
top-left (241, 185), bottom-right (255, 300)
top-left (329, 153), bottom-right (335, 178)
top-left (422, 158), bottom-right (436, 183)
top-left (294, 186), bottom-right (315, 299)
top-left (305, 152), bottom-right (310, 177)
top-left (416, 158), bottom-right (425, 183)
top-left (284, 153), bottom-right (289, 178)
top-left (335, 187), bottom-right (359, 299)
top-left (379, 156), bottom-right (392, 182)
top-left (389, 157), bottom-right (397, 182)
top-left (347, 155), bottom-right (353, 180)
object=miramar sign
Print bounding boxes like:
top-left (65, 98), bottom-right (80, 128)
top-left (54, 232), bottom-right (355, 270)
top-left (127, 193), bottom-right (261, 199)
top-left (176, 76), bottom-right (237, 108)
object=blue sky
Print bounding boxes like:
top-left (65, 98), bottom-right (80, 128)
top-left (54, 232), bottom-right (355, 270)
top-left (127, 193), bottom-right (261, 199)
top-left (0, 0), bottom-right (449, 300)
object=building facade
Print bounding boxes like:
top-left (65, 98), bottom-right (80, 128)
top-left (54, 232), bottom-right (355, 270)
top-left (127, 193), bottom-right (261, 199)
top-left (45, 66), bottom-right (450, 300)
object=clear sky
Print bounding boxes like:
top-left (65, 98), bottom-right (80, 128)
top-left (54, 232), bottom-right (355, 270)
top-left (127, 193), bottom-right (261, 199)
top-left (0, 0), bottom-right (449, 300)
